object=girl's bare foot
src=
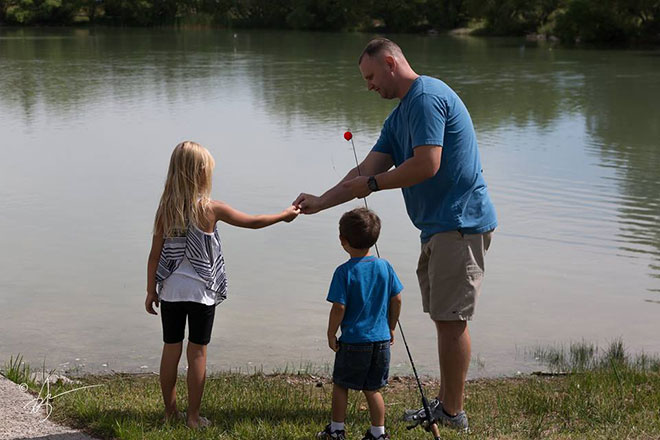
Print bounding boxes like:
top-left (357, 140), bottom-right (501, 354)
top-left (162, 410), bottom-right (185, 424)
top-left (186, 415), bottom-right (211, 429)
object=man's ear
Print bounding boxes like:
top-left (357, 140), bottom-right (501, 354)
top-left (384, 55), bottom-right (396, 72)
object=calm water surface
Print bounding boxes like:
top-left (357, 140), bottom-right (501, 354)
top-left (1, 28), bottom-right (659, 377)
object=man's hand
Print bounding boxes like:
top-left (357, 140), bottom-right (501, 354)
top-left (293, 193), bottom-right (323, 215)
top-left (145, 291), bottom-right (159, 315)
top-left (328, 334), bottom-right (339, 352)
top-left (390, 329), bottom-right (395, 346)
top-left (342, 176), bottom-right (371, 199)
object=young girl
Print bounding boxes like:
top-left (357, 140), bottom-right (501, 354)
top-left (145, 141), bottom-right (299, 429)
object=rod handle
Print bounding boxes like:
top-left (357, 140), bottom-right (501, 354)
top-left (430, 421), bottom-right (442, 439)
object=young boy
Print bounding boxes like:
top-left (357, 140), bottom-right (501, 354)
top-left (317, 208), bottom-right (403, 440)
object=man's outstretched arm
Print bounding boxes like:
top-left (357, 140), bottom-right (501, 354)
top-left (293, 151), bottom-right (393, 214)
top-left (343, 145), bottom-right (442, 199)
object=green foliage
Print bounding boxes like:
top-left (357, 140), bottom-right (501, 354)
top-left (102, 0), bottom-right (168, 26)
top-left (629, 0), bottom-right (660, 42)
top-left (0, 0), bottom-right (658, 44)
top-left (554, 0), bottom-right (630, 43)
top-left (371, 0), bottom-right (427, 32)
top-left (533, 339), bottom-right (660, 374)
top-left (553, 0), bottom-right (660, 44)
top-left (1, 0), bottom-right (80, 24)
top-left (230, 0), bottom-right (293, 28)
top-left (104, 0), bottom-right (234, 26)
top-left (2, 354), bottom-right (35, 388)
top-left (195, 0), bottom-right (233, 25)
top-left (286, 0), bottom-right (370, 31)
top-left (468, 0), bottom-right (564, 35)
top-left (462, 0), bottom-right (660, 43)
top-left (424, 0), bottom-right (470, 30)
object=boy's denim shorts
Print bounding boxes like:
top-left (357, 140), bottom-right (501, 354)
top-left (332, 340), bottom-right (390, 391)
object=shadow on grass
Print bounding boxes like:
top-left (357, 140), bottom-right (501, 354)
top-left (62, 405), bottom-right (329, 438)
top-left (13, 434), bottom-right (98, 440)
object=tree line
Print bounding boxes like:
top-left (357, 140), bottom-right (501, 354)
top-left (0, 0), bottom-right (658, 45)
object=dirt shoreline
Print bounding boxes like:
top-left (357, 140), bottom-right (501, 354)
top-left (0, 375), bottom-right (98, 440)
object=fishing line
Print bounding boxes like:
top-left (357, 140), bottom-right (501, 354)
top-left (343, 130), bottom-right (442, 440)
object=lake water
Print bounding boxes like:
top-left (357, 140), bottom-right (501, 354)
top-left (1, 28), bottom-right (658, 378)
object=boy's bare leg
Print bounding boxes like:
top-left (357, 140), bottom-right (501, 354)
top-left (186, 341), bottom-right (207, 427)
top-left (363, 390), bottom-right (385, 426)
top-left (435, 320), bottom-right (470, 415)
top-left (331, 384), bottom-right (349, 422)
top-left (160, 342), bottom-right (183, 418)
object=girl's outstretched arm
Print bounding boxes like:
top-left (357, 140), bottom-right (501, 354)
top-left (212, 200), bottom-right (299, 229)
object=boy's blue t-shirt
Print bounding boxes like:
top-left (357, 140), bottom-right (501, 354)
top-left (326, 256), bottom-right (403, 344)
top-left (373, 75), bottom-right (498, 242)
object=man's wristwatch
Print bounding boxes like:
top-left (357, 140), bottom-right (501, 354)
top-left (367, 176), bottom-right (380, 192)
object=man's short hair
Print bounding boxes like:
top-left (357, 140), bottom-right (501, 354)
top-left (358, 38), bottom-right (404, 65)
top-left (339, 207), bottom-right (381, 249)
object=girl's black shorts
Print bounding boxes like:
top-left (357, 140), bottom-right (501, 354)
top-left (160, 300), bottom-right (216, 345)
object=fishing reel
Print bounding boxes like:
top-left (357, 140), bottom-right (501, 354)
top-left (406, 417), bottom-right (436, 432)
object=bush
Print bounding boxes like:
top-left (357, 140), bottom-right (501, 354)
top-left (552, 0), bottom-right (658, 44)
top-left (286, 0), bottom-right (370, 31)
top-left (230, 0), bottom-right (293, 28)
top-left (2, 0), bottom-right (79, 25)
top-left (371, 0), bottom-right (427, 32)
top-left (468, 0), bottom-right (563, 35)
top-left (424, 0), bottom-right (470, 30)
top-left (0, 0), bottom-right (657, 45)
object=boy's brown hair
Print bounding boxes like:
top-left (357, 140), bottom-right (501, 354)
top-left (339, 208), bottom-right (381, 250)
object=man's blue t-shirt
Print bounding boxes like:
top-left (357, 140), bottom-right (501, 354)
top-left (326, 256), bottom-right (403, 344)
top-left (373, 75), bottom-right (498, 242)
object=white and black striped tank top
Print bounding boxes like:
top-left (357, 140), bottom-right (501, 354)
top-left (156, 225), bottom-right (228, 305)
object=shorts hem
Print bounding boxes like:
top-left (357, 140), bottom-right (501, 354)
top-left (332, 378), bottom-right (387, 391)
top-left (163, 340), bottom-right (184, 344)
top-left (427, 311), bottom-right (473, 321)
top-left (188, 338), bottom-right (211, 346)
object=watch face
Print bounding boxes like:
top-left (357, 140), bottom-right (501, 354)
top-left (368, 176), bottom-right (378, 191)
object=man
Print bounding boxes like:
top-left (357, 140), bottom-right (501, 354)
top-left (293, 38), bottom-right (496, 432)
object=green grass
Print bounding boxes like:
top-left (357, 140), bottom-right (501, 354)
top-left (6, 341), bottom-right (660, 439)
top-left (2, 354), bottom-right (36, 388)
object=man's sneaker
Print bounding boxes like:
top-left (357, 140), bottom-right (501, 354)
top-left (403, 399), bottom-right (469, 432)
top-left (436, 407), bottom-right (469, 433)
top-left (361, 430), bottom-right (390, 440)
top-left (402, 398), bottom-right (441, 423)
top-left (316, 424), bottom-right (346, 440)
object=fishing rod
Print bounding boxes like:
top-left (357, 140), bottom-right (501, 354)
top-left (343, 130), bottom-right (442, 440)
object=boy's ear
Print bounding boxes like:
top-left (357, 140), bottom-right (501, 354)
top-left (339, 235), bottom-right (346, 245)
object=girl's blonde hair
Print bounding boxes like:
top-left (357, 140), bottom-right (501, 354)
top-left (154, 141), bottom-right (215, 237)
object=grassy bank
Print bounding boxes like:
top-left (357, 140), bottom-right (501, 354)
top-left (4, 341), bottom-right (660, 439)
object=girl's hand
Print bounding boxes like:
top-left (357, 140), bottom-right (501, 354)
top-left (145, 291), bottom-right (159, 315)
top-left (282, 205), bottom-right (301, 223)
